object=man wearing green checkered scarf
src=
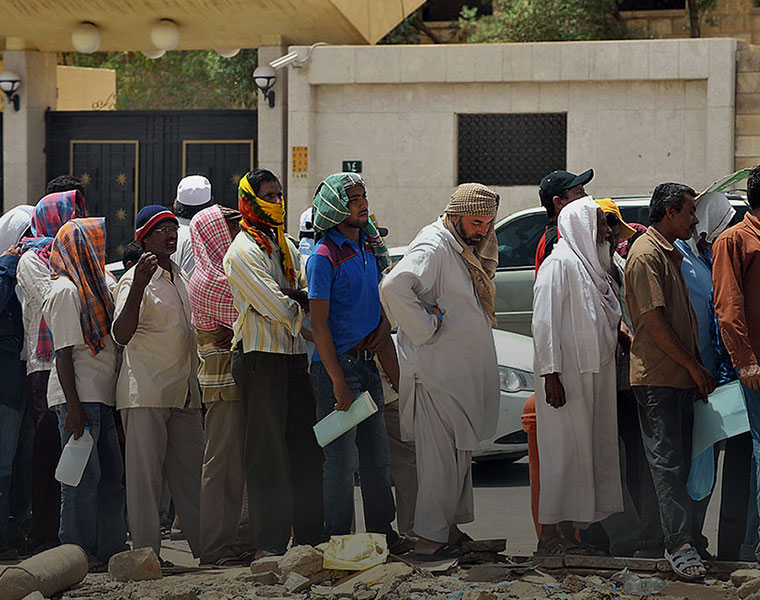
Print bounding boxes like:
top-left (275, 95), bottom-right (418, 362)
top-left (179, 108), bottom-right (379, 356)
top-left (312, 173), bottom-right (390, 271)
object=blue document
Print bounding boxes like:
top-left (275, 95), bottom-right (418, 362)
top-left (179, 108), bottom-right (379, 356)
top-left (692, 381), bottom-right (749, 459)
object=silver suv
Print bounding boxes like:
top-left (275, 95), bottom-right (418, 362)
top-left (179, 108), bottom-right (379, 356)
top-left (494, 196), bottom-right (750, 335)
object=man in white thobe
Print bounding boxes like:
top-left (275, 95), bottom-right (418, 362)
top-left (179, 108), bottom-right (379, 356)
top-left (532, 197), bottom-right (624, 555)
top-left (381, 183), bottom-right (500, 560)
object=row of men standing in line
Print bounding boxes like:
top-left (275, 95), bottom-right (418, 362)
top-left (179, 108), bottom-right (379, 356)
top-left (0, 168), bottom-right (502, 564)
top-left (528, 167), bottom-right (760, 580)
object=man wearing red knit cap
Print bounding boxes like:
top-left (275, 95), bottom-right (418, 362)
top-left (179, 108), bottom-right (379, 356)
top-left (112, 205), bottom-right (204, 564)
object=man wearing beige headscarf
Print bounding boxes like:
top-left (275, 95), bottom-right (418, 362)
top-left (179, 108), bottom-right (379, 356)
top-left (380, 183), bottom-right (500, 560)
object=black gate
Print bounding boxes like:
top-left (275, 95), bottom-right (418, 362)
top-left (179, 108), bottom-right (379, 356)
top-left (46, 110), bottom-right (256, 261)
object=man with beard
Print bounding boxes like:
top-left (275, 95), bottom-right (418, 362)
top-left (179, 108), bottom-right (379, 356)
top-left (112, 205), bottom-right (204, 562)
top-left (532, 198), bottom-right (623, 556)
top-left (381, 183), bottom-right (500, 560)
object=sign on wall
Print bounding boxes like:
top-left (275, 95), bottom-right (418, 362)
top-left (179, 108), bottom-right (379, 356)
top-left (342, 160), bottom-right (362, 173)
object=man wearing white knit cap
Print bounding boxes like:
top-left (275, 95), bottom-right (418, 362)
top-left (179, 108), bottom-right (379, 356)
top-left (172, 175), bottom-right (213, 276)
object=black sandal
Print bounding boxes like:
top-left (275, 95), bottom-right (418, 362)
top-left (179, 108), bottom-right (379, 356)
top-left (415, 543), bottom-right (463, 562)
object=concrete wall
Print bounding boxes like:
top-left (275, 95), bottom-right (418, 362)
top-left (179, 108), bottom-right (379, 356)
top-left (280, 39), bottom-right (736, 247)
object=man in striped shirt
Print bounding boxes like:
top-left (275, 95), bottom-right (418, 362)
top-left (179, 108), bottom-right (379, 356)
top-left (224, 169), bottom-right (323, 557)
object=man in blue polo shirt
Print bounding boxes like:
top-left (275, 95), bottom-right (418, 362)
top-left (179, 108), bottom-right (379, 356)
top-left (307, 172), bottom-right (410, 553)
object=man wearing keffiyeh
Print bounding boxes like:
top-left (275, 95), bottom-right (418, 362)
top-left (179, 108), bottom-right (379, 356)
top-left (224, 169), bottom-right (323, 557)
top-left (42, 218), bottom-right (127, 567)
top-left (17, 186), bottom-right (85, 554)
top-left (188, 205), bottom-right (252, 566)
top-left (380, 183), bottom-right (501, 560)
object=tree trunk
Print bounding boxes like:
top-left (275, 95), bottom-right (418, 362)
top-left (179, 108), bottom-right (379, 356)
top-left (687, 0), bottom-right (701, 37)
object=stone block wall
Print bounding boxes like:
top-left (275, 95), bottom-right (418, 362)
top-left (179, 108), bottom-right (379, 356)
top-left (736, 44), bottom-right (760, 170)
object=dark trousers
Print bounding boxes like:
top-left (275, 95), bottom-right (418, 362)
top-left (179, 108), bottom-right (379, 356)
top-left (231, 349), bottom-right (323, 553)
top-left (633, 386), bottom-right (698, 551)
top-left (718, 432), bottom-right (752, 560)
top-left (311, 353), bottom-right (396, 539)
top-left (26, 370), bottom-right (61, 550)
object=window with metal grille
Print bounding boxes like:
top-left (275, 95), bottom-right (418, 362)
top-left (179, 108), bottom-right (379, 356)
top-left (457, 113), bottom-right (567, 186)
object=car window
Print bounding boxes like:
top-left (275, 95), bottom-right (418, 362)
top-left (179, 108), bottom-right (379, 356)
top-left (619, 206), bottom-right (651, 228)
top-left (496, 213), bottom-right (547, 268)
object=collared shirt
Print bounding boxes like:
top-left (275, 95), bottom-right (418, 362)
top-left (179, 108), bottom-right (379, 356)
top-left (171, 217), bottom-right (195, 277)
top-left (625, 227), bottom-right (699, 388)
top-left (16, 251), bottom-right (55, 373)
top-left (713, 211), bottom-right (760, 369)
top-left (306, 229), bottom-right (382, 362)
top-left (44, 277), bottom-right (119, 408)
top-left (112, 261), bottom-right (200, 410)
top-left (223, 230), bottom-right (305, 355)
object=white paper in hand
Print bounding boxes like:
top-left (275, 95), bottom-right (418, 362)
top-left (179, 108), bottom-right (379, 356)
top-left (313, 391), bottom-right (378, 448)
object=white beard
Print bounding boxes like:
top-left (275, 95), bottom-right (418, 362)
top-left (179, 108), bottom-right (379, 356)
top-left (597, 241), bottom-right (612, 274)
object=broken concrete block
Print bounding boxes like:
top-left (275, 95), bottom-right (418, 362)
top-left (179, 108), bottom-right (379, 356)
top-left (21, 593), bottom-right (46, 600)
top-left (248, 571), bottom-right (279, 585)
top-left (0, 544), bottom-right (88, 600)
top-left (742, 578), bottom-right (760, 599)
top-left (249, 555), bottom-right (282, 576)
top-left (107, 548), bottom-right (162, 582)
top-left (733, 570), bottom-right (760, 587)
top-left (283, 571), bottom-right (311, 593)
top-left (331, 562), bottom-right (415, 596)
top-left (278, 545), bottom-right (323, 578)
top-left (522, 572), bottom-right (557, 585)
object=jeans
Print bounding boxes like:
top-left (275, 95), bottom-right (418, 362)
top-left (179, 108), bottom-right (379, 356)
top-left (633, 386), bottom-right (697, 551)
top-left (739, 381), bottom-right (760, 561)
top-left (56, 402), bottom-right (128, 563)
top-left (311, 353), bottom-right (396, 539)
top-left (0, 401), bottom-right (33, 548)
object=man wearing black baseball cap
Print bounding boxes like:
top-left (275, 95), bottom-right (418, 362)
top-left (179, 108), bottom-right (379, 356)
top-left (534, 168), bottom-right (594, 272)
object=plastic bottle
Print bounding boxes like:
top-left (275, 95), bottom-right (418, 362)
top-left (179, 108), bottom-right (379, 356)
top-left (55, 427), bottom-right (94, 487)
top-left (612, 568), bottom-right (666, 596)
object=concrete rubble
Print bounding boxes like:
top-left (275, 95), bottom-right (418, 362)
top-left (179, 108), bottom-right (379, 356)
top-left (107, 548), bottom-right (162, 582)
top-left (10, 544), bottom-right (760, 600)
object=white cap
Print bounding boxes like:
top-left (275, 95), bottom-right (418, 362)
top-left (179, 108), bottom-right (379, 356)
top-left (176, 175), bottom-right (211, 206)
top-left (299, 207), bottom-right (314, 233)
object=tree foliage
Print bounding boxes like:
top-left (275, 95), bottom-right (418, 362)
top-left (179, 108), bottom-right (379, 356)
top-left (458, 0), bottom-right (627, 43)
top-left (59, 49), bottom-right (258, 110)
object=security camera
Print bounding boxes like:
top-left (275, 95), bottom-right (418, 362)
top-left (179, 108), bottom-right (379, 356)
top-left (269, 51), bottom-right (300, 70)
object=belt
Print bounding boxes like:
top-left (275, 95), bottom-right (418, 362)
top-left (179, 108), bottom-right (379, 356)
top-left (343, 347), bottom-right (375, 362)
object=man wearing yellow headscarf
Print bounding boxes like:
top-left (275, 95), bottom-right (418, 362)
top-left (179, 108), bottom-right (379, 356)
top-left (223, 169), bottom-right (324, 556)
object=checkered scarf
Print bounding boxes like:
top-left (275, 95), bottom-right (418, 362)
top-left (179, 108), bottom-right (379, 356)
top-left (20, 190), bottom-right (84, 360)
top-left (50, 218), bottom-right (114, 356)
top-left (188, 206), bottom-right (239, 331)
top-left (312, 172), bottom-right (390, 270)
top-left (443, 183), bottom-right (500, 324)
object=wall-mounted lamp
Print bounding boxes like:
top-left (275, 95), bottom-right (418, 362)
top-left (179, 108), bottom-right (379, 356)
top-left (71, 21), bottom-right (101, 53)
top-left (253, 65), bottom-right (276, 108)
top-left (269, 42), bottom-right (326, 70)
top-left (141, 49), bottom-right (166, 60)
top-left (216, 48), bottom-right (241, 58)
top-left (151, 19), bottom-right (180, 51)
top-left (0, 71), bottom-right (21, 111)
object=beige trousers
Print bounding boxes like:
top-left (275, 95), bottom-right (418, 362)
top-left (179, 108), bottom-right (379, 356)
top-left (199, 400), bottom-right (247, 563)
top-left (122, 407), bottom-right (204, 558)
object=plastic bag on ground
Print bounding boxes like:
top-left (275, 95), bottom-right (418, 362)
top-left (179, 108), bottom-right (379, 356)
top-left (322, 533), bottom-right (388, 571)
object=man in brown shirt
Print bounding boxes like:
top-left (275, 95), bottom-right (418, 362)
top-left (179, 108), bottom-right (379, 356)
top-left (713, 165), bottom-right (760, 562)
top-left (625, 182), bottom-right (715, 580)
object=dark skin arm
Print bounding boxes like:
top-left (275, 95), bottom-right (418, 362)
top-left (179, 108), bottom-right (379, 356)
top-left (213, 326), bottom-right (234, 350)
top-left (359, 308), bottom-right (399, 392)
top-left (56, 346), bottom-right (88, 439)
top-left (543, 373), bottom-right (566, 409)
top-left (641, 307), bottom-right (716, 399)
top-left (112, 253), bottom-right (158, 345)
top-left (310, 298), bottom-right (355, 411)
